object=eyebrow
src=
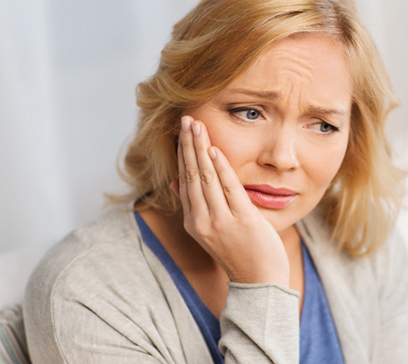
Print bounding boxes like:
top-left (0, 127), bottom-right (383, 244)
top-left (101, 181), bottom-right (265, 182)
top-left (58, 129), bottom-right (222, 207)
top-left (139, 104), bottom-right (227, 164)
top-left (229, 88), bottom-right (349, 116)
top-left (229, 88), bottom-right (281, 100)
top-left (306, 106), bottom-right (348, 116)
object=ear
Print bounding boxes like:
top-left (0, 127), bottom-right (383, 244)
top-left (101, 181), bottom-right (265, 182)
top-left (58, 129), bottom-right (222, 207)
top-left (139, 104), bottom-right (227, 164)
top-left (169, 179), bottom-right (180, 198)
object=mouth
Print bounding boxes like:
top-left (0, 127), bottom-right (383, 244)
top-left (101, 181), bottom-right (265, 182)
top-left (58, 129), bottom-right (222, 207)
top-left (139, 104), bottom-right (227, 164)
top-left (243, 184), bottom-right (298, 210)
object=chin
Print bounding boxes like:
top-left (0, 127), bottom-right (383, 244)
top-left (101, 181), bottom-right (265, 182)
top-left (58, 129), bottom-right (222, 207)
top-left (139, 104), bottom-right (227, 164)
top-left (258, 199), bottom-right (319, 234)
top-left (258, 208), bottom-right (298, 233)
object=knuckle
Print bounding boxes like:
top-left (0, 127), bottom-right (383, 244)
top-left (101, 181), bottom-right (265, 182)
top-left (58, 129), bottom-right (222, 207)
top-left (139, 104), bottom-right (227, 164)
top-left (200, 170), bottom-right (215, 185)
top-left (210, 218), bottom-right (223, 232)
top-left (178, 171), bottom-right (187, 184)
top-left (185, 166), bottom-right (199, 182)
top-left (193, 221), bottom-right (209, 238)
top-left (192, 221), bottom-right (204, 235)
top-left (184, 218), bottom-right (206, 238)
top-left (183, 219), bottom-right (192, 234)
top-left (223, 184), bottom-right (235, 196)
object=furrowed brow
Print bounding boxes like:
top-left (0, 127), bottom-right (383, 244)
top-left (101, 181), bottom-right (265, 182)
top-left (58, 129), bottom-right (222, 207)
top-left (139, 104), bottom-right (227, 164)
top-left (307, 105), bottom-right (348, 116)
top-left (230, 88), bottom-right (281, 100)
top-left (228, 89), bottom-right (349, 116)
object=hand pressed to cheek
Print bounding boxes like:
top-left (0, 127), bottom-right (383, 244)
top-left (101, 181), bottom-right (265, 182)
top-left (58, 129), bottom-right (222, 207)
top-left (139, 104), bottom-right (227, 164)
top-left (177, 116), bottom-right (290, 286)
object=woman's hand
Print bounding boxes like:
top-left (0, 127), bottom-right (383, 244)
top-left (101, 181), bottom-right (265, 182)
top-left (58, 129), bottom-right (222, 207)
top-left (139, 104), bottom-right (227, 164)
top-left (175, 115), bottom-right (290, 287)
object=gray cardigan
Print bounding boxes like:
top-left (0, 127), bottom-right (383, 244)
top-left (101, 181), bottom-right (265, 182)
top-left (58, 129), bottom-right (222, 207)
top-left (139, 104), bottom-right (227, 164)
top-left (23, 204), bottom-right (408, 363)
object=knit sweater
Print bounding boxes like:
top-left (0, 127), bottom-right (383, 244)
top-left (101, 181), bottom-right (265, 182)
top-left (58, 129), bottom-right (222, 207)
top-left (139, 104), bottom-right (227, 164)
top-left (23, 203), bottom-right (408, 363)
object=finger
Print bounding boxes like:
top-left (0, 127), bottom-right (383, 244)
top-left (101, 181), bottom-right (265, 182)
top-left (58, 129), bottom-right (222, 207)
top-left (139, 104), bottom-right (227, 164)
top-left (177, 136), bottom-right (191, 214)
top-left (208, 146), bottom-right (254, 217)
top-left (180, 116), bottom-right (208, 216)
top-left (192, 121), bottom-right (230, 217)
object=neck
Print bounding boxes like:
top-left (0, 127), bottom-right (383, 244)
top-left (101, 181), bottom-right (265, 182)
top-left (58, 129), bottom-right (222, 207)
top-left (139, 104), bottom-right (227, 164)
top-left (136, 202), bottom-right (215, 270)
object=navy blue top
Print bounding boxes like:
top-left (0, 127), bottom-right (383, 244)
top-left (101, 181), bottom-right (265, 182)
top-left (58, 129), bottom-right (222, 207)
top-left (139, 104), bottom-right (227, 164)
top-left (135, 212), bottom-right (223, 364)
top-left (299, 243), bottom-right (344, 363)
top-left (135, 211), bottom-right (344, 363)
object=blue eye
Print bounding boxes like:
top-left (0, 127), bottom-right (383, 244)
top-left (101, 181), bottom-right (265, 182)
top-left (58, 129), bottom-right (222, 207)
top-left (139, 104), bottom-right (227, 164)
top-left (246, 109), bottom-right (260, 120)
top-left (309, 121), bottom-right (339, 135)
top-left (229, 107), bottom-right (262, 122)
top-left (320, 122), bottom-right (333, 133)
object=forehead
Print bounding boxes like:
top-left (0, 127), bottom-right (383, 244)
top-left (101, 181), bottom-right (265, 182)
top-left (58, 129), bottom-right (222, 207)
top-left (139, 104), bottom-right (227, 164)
top-left (225, 33), bottom-right (352, 107)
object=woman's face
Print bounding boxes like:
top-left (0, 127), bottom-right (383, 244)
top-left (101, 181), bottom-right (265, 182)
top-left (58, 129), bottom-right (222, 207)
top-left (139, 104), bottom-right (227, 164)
top-left (185, 33), bottom-right (352, 234)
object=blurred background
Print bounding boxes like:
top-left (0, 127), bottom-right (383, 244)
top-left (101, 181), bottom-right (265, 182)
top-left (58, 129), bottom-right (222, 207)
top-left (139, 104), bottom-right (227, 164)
top-left (0, 0), bottom-right (407, 304)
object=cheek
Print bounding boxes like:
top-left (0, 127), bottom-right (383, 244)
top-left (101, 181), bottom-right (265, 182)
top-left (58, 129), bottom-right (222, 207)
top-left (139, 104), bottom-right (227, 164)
top-left (205, 123), bottom-right (260, 171)
top-left (187, 105), bottom-right (261, 169)
top-left (188, 109), bottom-right (246, 166)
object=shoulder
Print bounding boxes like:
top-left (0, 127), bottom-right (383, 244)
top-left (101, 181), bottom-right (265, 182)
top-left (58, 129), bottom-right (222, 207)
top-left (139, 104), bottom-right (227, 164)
top-left (23, 201), bottom-right (177, 312)
top-left (296, 207), bottom-right (408, 317)
top-left (24, 203), bottom-right (147, 300)
top-left (368, 228), bottom-right (408, 299)
top-left (297, 207), bottom-right (408, 281)
top-left (23, 203), bottom-right (161, 314)
top-left (297, 208), bottom-right (408, 362)
top-left (23, 202), bottom-right (186, 362)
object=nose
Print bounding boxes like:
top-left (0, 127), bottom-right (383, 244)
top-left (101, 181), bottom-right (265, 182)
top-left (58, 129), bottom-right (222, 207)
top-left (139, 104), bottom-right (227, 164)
top-left (257, 125), bottom-right (300, 171)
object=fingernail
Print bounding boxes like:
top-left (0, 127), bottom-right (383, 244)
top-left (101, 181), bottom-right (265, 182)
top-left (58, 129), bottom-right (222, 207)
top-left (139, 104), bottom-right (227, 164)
top-left (181, 116), bottom-right (191, 132)
top-left (208, 147), bottom-right (217, 160)
top-left (192, 122), bottom-right (200, 137)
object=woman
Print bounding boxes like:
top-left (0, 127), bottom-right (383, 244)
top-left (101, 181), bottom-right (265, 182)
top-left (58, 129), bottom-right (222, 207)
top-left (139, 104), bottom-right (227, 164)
top-left (24, 0), bottom-right (408, 363)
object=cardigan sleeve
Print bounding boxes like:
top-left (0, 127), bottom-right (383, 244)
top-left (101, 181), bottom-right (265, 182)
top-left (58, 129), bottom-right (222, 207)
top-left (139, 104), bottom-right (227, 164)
top-left (219, 282), bottom-right (300, 364)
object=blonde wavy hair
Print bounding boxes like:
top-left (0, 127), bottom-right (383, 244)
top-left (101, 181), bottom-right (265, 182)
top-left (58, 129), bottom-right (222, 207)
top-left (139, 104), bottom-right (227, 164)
top-left (111, 0), bottom-right (405, 257)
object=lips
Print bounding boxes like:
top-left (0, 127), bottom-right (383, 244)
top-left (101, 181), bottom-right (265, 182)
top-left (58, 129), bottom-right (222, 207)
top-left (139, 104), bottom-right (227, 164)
top-left (244, 184), bottom-right (298, 209)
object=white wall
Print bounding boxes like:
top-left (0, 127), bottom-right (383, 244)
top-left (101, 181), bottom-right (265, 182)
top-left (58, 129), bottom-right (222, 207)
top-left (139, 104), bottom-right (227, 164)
top-left (0, 0), bottom-right (407, 255)
top-left (0, 0), bottom-right (199, 254)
